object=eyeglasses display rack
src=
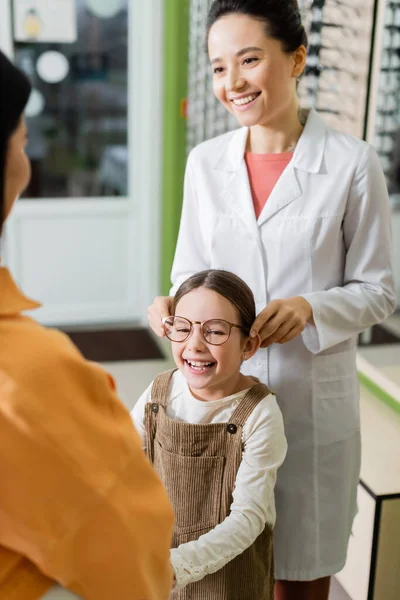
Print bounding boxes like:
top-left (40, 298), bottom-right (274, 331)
top-left (368, 0), bottom-right (400, 189)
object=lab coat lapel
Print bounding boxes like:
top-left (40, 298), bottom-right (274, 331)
top-left (214, 109), bottom-right (327, 234)
top-left (257, 165), bottom-right (302, 227)
top-left (217, 127), bottom-right (261, 245)
top-left (221, 163), bottom-right (261, 244)
top-left (258, 109), bottom-right (327, 226)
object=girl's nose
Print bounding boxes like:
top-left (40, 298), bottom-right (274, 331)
top-left (187, 324), bottom-right (207, 351)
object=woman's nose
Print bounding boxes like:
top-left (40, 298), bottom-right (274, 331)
top-left (226, 68), bottom-right (246, 92)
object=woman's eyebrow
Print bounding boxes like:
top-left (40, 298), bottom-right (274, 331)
top-left (236, 46), bottom-right (264, 56)
top-left (211, 46), bottom-right (264, 65)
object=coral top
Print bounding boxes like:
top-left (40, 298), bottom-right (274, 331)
top-left (245, 152), bottom-right (293, 219)
top-left (0, 267), bottom-right (173, 600)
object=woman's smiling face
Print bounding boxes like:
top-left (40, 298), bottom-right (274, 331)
top-left (208, 13), bottom-right (304, 128)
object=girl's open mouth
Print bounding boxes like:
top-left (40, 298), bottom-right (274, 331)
top-left (184, 359), bottom-right (216, 374)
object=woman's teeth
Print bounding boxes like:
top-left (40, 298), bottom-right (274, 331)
top-left (232, 93), bottom-right (259, 106)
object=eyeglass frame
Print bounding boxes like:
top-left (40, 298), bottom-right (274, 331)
top-left (161, 316), bottom-right (245, 346)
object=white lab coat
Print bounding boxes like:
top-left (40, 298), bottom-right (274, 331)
top-left (170, 109), bottom-right (396, 581)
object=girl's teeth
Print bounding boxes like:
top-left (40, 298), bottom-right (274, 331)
top-left (233, 94), bottom-right (257, 106)
top-left (187, 360), bottom-right (213, 370)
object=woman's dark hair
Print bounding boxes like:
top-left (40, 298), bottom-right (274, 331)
top-left (0, 51), bottom-right (31, 235)
top-left (206, 0), bottom-right (308, 53)
top-left (173, 269), bottom-right (256, 335)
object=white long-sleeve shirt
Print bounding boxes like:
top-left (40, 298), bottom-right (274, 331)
top-left (131, 370), bottom-right (287, 589)
top-left (40, 587), bottom-right (81, 599)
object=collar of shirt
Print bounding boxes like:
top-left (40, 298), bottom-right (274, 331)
top-left (0, 267), bottom-right (41, 316)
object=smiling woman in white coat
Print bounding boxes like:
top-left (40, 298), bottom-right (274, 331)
top-left (148, 1), bottom-right (396, 599)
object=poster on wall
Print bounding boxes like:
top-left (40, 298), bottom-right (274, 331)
top-left (13, 0), bottom-right (77, 43)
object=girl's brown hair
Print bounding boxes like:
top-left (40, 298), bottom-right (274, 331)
top-left (173, 269), bottom-right (255, 335)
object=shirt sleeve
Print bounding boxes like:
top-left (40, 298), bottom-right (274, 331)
top-left (0, 345), bottom-right (174, 600)
top-left (170, 394), bottom-right (287, 590)
top-left (170, 151), bottom-right (211, 295)
top-left (300, 144), bottom-right (396, 353)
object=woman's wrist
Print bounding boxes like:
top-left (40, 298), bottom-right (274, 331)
top-left (298, 296), bottom-right (314, 325)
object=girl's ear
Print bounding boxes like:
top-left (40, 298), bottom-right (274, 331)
top-left (241, 333), bottom-right (261, 361)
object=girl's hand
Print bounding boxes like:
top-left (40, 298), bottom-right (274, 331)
top-left (250, 297), bottom-right (313, 348)
top-left (171, 563), bottom-right (177, 589)
top-left (148, 296), bottom-right (174, 337)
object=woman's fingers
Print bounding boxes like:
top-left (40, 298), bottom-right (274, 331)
top-left (277, 326), bottom-right (300, 345)
top-left (148, 296), bottom-right (173, 337)
top-left (260, 321), bottom-right (296, 347)
top-left (261, 325), bottom-right (300, 347)
top-left (253, 297), bottom-right (312, 347)
top-left (258, 314), bottom-right (287, 343)
top-left (148, 315), bottom-right (164, 337)
top-left (250, 302), bottom-right (279, 338)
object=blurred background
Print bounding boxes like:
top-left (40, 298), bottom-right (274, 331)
top-left (1, 2), bottom-right (400, 599)
top-left (1, 0), bottom-right (399, 327)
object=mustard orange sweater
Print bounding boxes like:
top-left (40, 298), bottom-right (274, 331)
top-left (0, 267), bottom-right (173, 600)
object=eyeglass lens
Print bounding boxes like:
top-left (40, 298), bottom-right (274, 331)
top-left (163, 317), bottom-right (232, 345)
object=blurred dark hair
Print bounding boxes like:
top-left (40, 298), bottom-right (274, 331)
top-left (0, 51), bottom-right (31, 235)
top-left (173, 269), bottom-right (256, 335)
top-left (206, 0), bottom-right (308, 53)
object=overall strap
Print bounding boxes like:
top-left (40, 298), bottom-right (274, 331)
top-left (228, 383), bottom-right (272, 428)
top-left (151, 368), bottom-right (177, 408)
top-left (146, 368), bottom-right (177, 463)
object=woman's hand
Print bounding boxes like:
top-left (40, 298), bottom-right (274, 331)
top-left (250, 297), bottom-right (313, 348)
top-left (148, 296), bottom-right (174, 337)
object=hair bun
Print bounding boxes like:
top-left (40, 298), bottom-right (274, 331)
top-left (207, 0), bottom-right (308, 53)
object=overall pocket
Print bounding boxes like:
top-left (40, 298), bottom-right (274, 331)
top-left (154, 439), bottom-right (225, 534)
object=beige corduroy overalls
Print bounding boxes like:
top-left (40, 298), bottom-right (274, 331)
top-left (145, 369), bottom-right (275, 600)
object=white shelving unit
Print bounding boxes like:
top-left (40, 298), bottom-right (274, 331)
top-left (337, 377), bottom-right (400, 600)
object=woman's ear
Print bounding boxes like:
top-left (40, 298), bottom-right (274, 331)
top-left (241, 333), bottom-right (261, 361)
top-left (292, 45), bottom-right (307, 79)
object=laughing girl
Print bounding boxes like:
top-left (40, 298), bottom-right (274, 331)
top-left (131, 269), bottom-right (287, 599)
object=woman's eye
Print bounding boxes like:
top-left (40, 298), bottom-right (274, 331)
top-left (206, 329), bottom-right (224, 336)
top-left (243, 57), bottom-right (258, 65)
top-left (213, 66), bottom-right (224, 75)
